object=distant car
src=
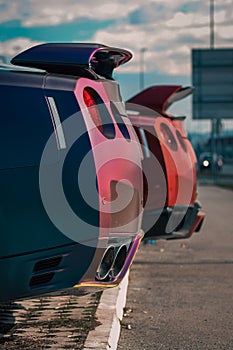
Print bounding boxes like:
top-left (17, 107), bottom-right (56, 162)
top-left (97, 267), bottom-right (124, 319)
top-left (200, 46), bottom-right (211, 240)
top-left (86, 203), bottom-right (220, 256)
top-left (199, 152), bottom-right (223, 171)
top-left (127, 85), bottom-right (205, 241)
top-left (0, 43), bottom-right (143, 302)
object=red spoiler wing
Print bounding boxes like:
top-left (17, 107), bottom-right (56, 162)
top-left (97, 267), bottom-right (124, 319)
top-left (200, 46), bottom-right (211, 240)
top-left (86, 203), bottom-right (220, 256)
top-left (127, 85), bottom-right (193, 116)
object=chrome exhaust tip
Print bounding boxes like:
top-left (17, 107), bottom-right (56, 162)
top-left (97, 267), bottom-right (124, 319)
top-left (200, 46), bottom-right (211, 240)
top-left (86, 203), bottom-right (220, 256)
top-left (96, 246), bottom-right (114, 281)
top-left (111, 245), bottom-right (127, 279)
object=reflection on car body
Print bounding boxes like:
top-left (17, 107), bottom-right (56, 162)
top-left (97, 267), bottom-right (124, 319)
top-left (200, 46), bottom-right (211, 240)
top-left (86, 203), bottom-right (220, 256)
top-left (127, 85), bottom-right (205, 241)
top-left (0, 43), bottom-right (143, 302)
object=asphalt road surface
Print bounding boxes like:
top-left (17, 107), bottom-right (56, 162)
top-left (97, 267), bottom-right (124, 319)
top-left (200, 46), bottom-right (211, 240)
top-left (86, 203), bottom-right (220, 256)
top-left (118, 185), bottom-right (233, 350)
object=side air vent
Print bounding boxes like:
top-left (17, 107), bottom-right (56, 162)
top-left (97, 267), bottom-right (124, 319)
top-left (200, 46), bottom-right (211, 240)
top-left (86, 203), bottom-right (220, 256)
top-left (33, 256), bottom-right (62, 272)
top-left (11, 43), bottom-right (132, 80)
top-left (29, 272), bottom-right (55, 286)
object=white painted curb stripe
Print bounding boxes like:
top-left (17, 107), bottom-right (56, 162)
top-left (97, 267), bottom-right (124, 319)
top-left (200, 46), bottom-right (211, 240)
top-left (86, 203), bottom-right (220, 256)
top-left (83, 271), bottom-right (129, 350)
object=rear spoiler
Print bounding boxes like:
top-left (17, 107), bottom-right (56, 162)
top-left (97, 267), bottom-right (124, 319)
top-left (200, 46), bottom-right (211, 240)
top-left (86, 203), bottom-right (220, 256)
top-left (126, 85), bottom-right (194, 117)
top-left (11, 43), bottom-right (132, 80)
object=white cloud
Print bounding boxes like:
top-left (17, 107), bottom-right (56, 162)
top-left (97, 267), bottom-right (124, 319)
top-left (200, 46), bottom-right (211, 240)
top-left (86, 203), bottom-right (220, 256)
top-left (0, 37), bottom-right (42, 59)
top-left (91, 18), bottom-right (229, 76)
top-left (91, 1), bottom-right (232, 76)
top-left (0, 0), bottom-right (143, 26)
top-left (0, 2), bottom-right (18, 23)
top-left (167, 12), bottom-right (208, 27)
top-left (217, 25), bottom-right (233, 40)
top-left (0, 0), bottom-right (232, 29)
top-left (0, 0), bottom-right (232, 77)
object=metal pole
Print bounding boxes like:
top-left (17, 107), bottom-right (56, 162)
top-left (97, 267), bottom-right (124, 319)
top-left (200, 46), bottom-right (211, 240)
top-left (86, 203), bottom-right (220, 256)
top-left (210, 0), bottom-right (215, 49)
top-left (211, 118), bottom-right (218, 182)
top-left (210, 0), bottom-right (215, 181)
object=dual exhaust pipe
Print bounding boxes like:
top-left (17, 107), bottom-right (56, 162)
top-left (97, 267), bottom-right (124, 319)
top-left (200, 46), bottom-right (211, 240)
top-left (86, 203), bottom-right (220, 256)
top-left (96, 245), bottom-right (128, 281)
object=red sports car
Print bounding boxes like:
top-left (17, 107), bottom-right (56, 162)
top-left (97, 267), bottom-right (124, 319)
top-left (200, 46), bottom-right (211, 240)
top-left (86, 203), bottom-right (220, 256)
top-left (127, 85), bottom-right (205, 240)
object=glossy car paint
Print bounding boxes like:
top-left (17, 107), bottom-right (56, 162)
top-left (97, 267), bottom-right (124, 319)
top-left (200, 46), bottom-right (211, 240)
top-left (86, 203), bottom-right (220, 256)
top-left (127, 85), bottom-right (205, 240)
top-left (0, 44), bottom-right (143, 301)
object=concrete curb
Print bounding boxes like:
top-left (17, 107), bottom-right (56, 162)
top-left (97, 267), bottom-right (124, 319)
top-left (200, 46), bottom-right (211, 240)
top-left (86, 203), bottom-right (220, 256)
top-left (83, 271), bottom-right (129, 350)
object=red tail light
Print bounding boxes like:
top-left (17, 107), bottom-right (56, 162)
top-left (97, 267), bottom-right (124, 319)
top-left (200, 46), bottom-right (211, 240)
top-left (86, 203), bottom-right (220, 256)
top-left (83, 87), bottom-right (116, 139)
top-left (160, 123), bottom-right (178, 151)
top-left (83, 88), bottom-right (103, 132)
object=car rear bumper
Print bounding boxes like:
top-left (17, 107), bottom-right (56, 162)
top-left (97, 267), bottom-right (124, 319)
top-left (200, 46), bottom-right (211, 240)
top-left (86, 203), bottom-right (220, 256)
top-left (0, 230), bottom-right (144, 302)
top-left (142, 202), bottom-right (205, 240)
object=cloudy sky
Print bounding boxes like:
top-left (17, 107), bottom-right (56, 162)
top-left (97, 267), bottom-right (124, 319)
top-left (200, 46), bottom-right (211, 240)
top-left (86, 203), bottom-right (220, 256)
top-left (0, 0), bottom-right (232, 132)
